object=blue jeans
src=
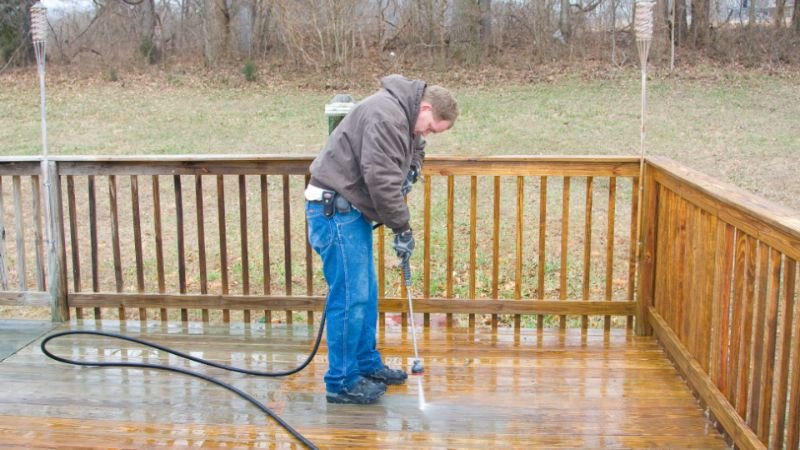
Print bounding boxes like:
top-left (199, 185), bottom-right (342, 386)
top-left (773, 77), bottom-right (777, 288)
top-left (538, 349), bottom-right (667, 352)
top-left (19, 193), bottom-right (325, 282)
top-left (305, 201), bottom-right (384, 393)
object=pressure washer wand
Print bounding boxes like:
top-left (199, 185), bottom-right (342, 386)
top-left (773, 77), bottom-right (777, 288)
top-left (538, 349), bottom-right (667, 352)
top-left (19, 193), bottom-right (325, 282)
top-left (402, 259), bottom-right (424, 375)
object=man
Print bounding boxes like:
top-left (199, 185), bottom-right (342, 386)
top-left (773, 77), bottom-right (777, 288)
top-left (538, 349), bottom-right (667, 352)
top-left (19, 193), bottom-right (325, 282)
top-left (305, 74), bottom-right (458, 404)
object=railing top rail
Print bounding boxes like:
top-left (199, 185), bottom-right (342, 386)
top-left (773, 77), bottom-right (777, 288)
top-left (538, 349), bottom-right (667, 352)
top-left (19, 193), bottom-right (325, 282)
top-left (1, 155), bottom-right (643, 177)
top-left (647, 155), bottom-right (800, 259)
top-left (1, 154), bottom-right (641, 163)
top-left (0, 156), bottom-right (42, 162)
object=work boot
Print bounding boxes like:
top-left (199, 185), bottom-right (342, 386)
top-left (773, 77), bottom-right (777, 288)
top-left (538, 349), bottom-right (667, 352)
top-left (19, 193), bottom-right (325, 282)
top-left (364, 365), bottom-right (408, 385)
top-left (326, 377), bottom-right (386, 404)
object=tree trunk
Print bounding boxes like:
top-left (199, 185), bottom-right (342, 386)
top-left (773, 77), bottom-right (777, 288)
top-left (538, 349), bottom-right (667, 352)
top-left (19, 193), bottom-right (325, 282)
top-left (0, 0), bottom-right (35, 66)
top-left (141, 0), bottom-right (161, 64)
top-left (675, 0), bottom-right (688, 43)
top-left (610, 0), bottom-right (616, 64)
top-left (235, 0), bottom-right (256, 58)
top-left (651, 0), bottom-right (671, 63)
top-left (204, 0), bottom-right (231, 65)
top-left (689, 0), bottom-right (710, 48)
top-left (478, 0), bottom-right (492, 47)
top-left (794, 0), bottom-right (800, 34)
top-left (559, 0), bottom-right (571, 42)
top-left (775, 0), bottom-right (785, 28)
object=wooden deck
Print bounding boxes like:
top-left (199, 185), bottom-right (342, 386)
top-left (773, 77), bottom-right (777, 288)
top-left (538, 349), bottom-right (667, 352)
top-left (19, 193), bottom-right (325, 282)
top-left (0, 320), bottom-right (728, 449)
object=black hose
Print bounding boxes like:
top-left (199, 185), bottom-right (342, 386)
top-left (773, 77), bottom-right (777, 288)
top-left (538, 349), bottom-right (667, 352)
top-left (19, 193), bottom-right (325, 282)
top-left (40, 311), bottom-right (327, 450)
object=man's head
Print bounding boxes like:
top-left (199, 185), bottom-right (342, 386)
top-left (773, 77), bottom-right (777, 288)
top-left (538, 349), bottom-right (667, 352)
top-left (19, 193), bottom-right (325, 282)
top-left (414, 85), bottom-right (458, 137)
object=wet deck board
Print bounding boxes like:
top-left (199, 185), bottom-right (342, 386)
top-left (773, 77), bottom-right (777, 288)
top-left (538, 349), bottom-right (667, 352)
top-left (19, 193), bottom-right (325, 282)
top-left (0, 320), bottom-right (57, 361)
top-left (0, 321), bottom-right (728, 449)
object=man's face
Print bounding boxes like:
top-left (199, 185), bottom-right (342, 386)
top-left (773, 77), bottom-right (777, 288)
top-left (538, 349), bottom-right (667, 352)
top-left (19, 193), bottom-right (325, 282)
top-left (414, 102), bottom-right (452, 137)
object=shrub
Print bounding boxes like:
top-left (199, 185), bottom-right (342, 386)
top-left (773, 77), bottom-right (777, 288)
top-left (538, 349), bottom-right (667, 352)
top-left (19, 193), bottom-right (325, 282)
top-left (242, 60), bottom-right (257, 82)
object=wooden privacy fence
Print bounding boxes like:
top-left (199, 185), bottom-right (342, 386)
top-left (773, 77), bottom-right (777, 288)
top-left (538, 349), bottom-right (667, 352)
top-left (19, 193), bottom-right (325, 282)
top-left (638, 156), bottom-right (800, 450)
top-left (0, 155), bottom-right (641, 330)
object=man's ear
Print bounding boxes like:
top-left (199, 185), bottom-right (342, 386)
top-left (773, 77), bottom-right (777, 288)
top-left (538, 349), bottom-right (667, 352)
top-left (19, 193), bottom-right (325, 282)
top-left (419, 102), bottom-right (433, 112)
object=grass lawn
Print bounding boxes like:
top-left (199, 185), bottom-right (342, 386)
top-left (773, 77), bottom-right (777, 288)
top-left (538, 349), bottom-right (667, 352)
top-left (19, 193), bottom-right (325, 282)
top-left (2, 66), bottom-right (798, 210)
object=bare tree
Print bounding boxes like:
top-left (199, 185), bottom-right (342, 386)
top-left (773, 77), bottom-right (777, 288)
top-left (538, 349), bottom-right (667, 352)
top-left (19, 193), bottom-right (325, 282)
top-left (0, 0), bottom-right (35, 67)
top-left (451, 0), bottom-right (492, 63)
top-left (203, 0), bottom-right (231, 65)
top-left (775, 0), bottom-right (786, 27)
top-left (794, 0), bottom-right (800, 33)
top-left (560, 0), bottom-right (571, 42)
top-left (138, 0), bottom-right (162, 63)
top-left (689, 0), bottom-right (710, 47)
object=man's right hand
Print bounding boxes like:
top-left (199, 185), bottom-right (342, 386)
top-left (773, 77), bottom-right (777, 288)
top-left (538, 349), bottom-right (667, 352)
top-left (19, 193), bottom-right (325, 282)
top-left (392, 229), bottom-right (415, 265)
top-left (400, 165), bottom-right (420, 196)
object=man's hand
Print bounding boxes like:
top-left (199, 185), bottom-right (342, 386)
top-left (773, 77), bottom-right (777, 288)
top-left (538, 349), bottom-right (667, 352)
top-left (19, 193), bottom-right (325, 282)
top-left (400, 165), bottom-right (420, 196)
top-left (392, 229), bottom-right (415, 265)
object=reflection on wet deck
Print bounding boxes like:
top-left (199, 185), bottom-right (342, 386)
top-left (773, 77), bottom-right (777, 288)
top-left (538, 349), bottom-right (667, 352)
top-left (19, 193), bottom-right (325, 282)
top-left (0, 320), bottom-right (728, 448)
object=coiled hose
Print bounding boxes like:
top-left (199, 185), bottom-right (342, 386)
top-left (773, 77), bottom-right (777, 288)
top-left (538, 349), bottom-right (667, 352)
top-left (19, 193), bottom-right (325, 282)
top-left (40, 310), bottom-right (327, 450)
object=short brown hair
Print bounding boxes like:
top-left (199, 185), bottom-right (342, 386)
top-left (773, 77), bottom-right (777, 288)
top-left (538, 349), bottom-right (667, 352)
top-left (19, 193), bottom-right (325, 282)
top-left (422, 85), bottom-right (458, 123)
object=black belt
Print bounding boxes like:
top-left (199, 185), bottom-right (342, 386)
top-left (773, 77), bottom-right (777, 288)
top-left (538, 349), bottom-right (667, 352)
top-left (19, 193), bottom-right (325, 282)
top-left (310, 190), bottom-right (351, 217)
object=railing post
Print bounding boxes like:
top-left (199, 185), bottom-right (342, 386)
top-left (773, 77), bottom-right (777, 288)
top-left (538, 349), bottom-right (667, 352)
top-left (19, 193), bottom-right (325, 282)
top-left (43, 160), bottom-right (68, 322)
top-left (636, 160), bottom-right (658, 335)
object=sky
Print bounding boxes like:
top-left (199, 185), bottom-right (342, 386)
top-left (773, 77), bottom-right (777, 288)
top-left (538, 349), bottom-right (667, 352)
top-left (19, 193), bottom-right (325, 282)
top-left (41, 0), bottom-right (94, 15)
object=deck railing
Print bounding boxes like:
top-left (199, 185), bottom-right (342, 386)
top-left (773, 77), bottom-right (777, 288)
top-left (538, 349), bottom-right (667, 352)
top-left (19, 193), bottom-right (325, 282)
top-left (639, 156), bottom-right (800, 450)
top-left (1, 155), bottom-right (640, 330)
top-left (2, 154), bottom-right (799, 449)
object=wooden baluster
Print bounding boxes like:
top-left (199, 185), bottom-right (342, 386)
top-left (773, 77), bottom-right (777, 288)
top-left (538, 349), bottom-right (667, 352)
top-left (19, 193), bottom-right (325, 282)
top-left (709, 222), bottom-right (734, 394)
top-left (152, 176), bottom-right (166, 322)
top-left (537, 176), bottom-right (547, 330)
top-left (693, 211), bottom-right (717, 370)
top-left (682, 204), bottom-right (699, 348)
top-left (12, 176), bottom-right (26, 292)
top-left (174, 175), bottom-right (187, 322)
top-left (196, 175), bottom-right (209, 323)
top-left (304, 174), bottom-right (313, 325)
top-left (754, 248), bottom-right (781, 442)
top-left (469, 175), bottom-right (477, 331)
top-left (423, 174), bottom-right (431, 328)
top-left (604, 177), bottom-right (616, 332)
top-left (88, 175), bottom-right (99, 319)
top-left (217, 175), bottom-right (229, 323)
top-left (378, 213), bottom-right (385, 329)
top-left (260, 175), bottom-right (271, 324)
top-left (446, 175), bottom-right (454, 329)
top-left (727, 229), bottom-right (747, 404)
top-left (109, 175), bottom-right (124, 320)
top-left (627, 176), bottom-right (639, 330)
top-left (560, 176), bottom-right (570, 330)
top-left (785, 261), bottom-right (800, 450)
top-left (582, 176), bottom-right (594, 330)
top-left (0, 177), bottom-right (7, 291)
top-left (282, 175), bottom-right (292, 324)
top-left (747, 242), bottom-right (771, 433)
top-left (31, 176), bottom-right (45, 291)
top-left (771, 257), bottom-right (796, 449)
top-left (734, 234), bottom-right (757, 418)
top-left (492, 176), bottom-right (500, 332)
top-left (515, 176), bottom-right (523, 332)
top-left (239, 174), bottom-right (250, 324)
top-left (65, 176), bottom-right (80, 318)
top-left (131, 176), bottom-right (145, 321)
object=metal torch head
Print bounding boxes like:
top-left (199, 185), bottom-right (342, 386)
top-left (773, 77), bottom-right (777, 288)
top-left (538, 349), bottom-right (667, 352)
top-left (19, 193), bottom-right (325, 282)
top-left (634, 0), bottom-right (655, 43)
top-left (31, 2), bottom-right (48, 44)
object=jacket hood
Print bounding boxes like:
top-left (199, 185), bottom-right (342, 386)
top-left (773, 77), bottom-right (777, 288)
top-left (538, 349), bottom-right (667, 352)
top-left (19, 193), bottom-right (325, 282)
top-left (380, 75), bottom-right (426, 134)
